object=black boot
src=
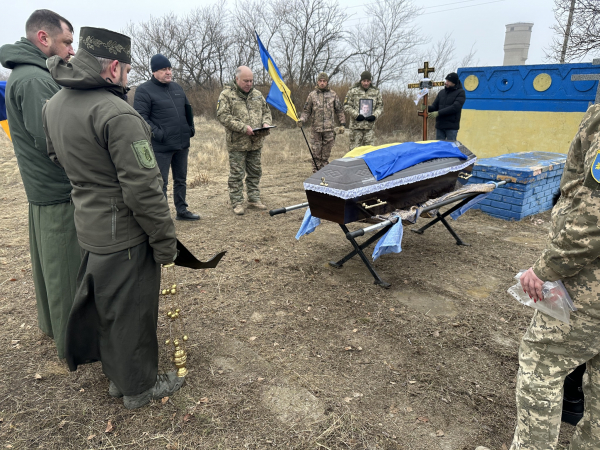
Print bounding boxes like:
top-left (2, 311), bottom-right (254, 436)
top-left (562, 363), bottom-right (586, 426)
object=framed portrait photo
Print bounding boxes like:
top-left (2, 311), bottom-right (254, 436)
top-left (359, 99), bottom-right (373, 117)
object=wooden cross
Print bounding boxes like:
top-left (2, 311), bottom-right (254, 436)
top-left (571, 58), bottom-right (600, 104)
top-left (418, 61), bottom-right (435, 78)
top-left (408, 62), bottom-right (445, 141)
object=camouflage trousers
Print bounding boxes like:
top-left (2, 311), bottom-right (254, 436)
top-left (348, 129), bottom-right (375, 151)
top-left (510, 308), bottom-right (600, 450)
top-left (228, 149), bottom-right (262, 206)
top-left (311, 130), bottom-right (335, 172)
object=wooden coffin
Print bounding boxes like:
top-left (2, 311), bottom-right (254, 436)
top-left (304, 143), bottom-right (476, 224)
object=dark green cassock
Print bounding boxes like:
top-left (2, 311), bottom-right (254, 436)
top-left (42, 31), bottom-right (177, 396)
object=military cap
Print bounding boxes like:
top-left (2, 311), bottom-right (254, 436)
top-left (360, 70), bottom-right (372, 81)
top-left (317, 72), bottom-right (329, 81)
top-left (78, 27), bottom-right (131, 64)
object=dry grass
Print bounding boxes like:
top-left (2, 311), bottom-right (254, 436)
top-left (0, 118), bottom-right (578, 450)
top-left (183, 84), bottom-right (432, 139)
top-left (0, 131), bottom-right (20, 186)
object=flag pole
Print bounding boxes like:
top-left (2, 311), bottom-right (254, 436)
top-left (299, 126), bottom-right (319, 172)
top-left (281, 89), bottom-right (319, 172)
top-left (254, 31), bottom-right (319, 171)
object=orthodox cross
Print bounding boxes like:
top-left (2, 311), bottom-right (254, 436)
top-left (571, 58), bottom-right (600, 104)
top-left (408, 62), bottom-right (445, 141)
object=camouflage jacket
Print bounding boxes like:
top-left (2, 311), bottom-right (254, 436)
top-left (533, 103), bottom-right (600, 289)
top-left (343, 82), bottom-right (383, 130)
top-left (216, 82), bottom-right (273, 151)
top-left (299, 88), bottom-right (345, 132)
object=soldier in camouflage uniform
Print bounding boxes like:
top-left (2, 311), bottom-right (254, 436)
top-left (343, 70), bottom-right (383, 151)
top-left (507, 103), bottom-right (600, 450)
top-left (216, 66), bottom-right (272, 215)
top-left (298, 72), bottom-right (346, 172)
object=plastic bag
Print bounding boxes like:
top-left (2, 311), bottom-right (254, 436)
top-left (507, 270), bottom-right (577, 324)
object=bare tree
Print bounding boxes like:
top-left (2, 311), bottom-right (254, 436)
top-left (546, 0), bottom-right (600, 62)
top-left (125, 2), bottom-right (231, 88)
top-left (459, 43), bottom-right (479, 68)
top-left (231, 0), bottom-right (284, 85)
top-left (271, 0), bottom-right (357, 88)
top-left (418, 33), bottom-right (456, 83)
top-left (349, 0), bottom-right (421, 88)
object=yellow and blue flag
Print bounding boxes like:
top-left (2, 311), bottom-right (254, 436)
top-left (0, 81), bottom-right (10, 140)
top-left (256, 32), bottom-right (298, 122)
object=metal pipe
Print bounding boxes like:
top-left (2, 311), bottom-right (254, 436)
top-left (345, 181), bottom-right (506, 239)
top-left (269, 202), bottom-right (310, 216)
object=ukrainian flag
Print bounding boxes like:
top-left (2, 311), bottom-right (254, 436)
top-left (0, 81), bottom-right (10, 140)
top-left (256, 32), bottom-right (298, 122)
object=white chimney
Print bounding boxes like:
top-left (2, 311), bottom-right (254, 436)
top-left (503, 23), bottom-right (533, 66)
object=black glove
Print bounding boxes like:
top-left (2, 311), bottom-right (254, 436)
top-left (190, 126), bottom-right (196, 138)
top-left (356, 114), bottom-right (365, 122)
top-left (366, 115), bottom-right (376, 122)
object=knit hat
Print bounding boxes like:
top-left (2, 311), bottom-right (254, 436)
top-left (79, 27), bottom-right (131, 64)
top-left (445, 72), bottom-right (459, 85)
top-left (360, 70), bottom-right (372, 81)
top-left (151, 54), bottom-right (172, 72)
top-left (317, 72), bottom-right (329, 81)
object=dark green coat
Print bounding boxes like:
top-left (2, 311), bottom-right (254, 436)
top-left (42, 49), bottom-right (176, 264)
top-left (0, 38), bottom-right (71, 205)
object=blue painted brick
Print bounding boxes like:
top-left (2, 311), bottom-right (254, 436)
top-left (488, 193), bottom-right (503, 201)
top-left (490, 200), bottom-right (512, 210)
top-left (503, 196), bottom-right (523, 205)
top-left (481, 205), bottom-right (523, 220)
top-left (511, 189), bottom-right (534, 199)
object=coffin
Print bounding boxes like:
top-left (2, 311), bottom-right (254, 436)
top-left (304, 142), bottom-right (476, 224)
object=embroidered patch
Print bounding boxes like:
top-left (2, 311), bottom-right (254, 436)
top-left (591, 149), bottom-right (600, 183)
top-left (217, 99), bottom-right (221, 111)
top-left (131, 140), bottom-right (156, 169)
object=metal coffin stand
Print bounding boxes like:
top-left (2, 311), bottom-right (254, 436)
top-left (271, 145), bottom-right (492, 288)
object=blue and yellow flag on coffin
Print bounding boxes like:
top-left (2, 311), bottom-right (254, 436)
top-left (255, 32), bottom-right (298, 122)
top-left (0, 81), bottom-right (10, 140)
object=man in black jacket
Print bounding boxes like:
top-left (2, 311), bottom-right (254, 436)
top-left (134, 54), bottom-right (199, 221)
top-left (426, 72), bottom-right (466, 141)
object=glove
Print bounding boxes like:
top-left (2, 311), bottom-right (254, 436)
top-left (336, 125), bottom-right (345, 135)
top-left (297, 120), bottom-right (303, 128)
top-left (190, 126), bottom-right (196, 138)
top-left (366, 115), bottom-right (376, 122)
top-left (356, 114), bottom-right (365, 122)
top-left (418, 104), bottom-right (426, 112)
top-left (429, 111), bottom-right (439, 119)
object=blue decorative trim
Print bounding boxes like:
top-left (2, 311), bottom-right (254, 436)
top-left (464, 99), bottom-right (591, 112)
top-left (303, 158), bottom-right (476, 199)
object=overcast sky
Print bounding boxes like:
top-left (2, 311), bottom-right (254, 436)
top-left (1, 0), bottom-right (569, 69)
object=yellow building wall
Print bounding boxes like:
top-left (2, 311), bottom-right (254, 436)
top-left (458, 109), bottom-right (583, 158)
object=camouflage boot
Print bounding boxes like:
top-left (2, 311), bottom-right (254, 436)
top-left (248, 201), bottom-right (267, 210)
top-left (233, 204), bottom-right (245, 215)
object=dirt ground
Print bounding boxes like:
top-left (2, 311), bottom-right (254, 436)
top-left (0, 125), bottom-right (576, 450)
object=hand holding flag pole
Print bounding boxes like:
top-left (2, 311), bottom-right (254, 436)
top-left (255, 32), bottom-right (318, 172)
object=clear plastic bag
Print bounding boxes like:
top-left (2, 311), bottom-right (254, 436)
top-left (507, 270), bottom-right (577, 324)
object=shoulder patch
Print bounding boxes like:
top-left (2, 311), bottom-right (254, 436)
top-left (217, 99), bottom-right (221, 111)
top-left (131, 140), bottom-right (156, 169)
top-left (592, 149), bottom-right (600, 183)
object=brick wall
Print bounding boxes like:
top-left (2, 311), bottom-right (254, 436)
top-left (466, 152), bottom-right (567, 220)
